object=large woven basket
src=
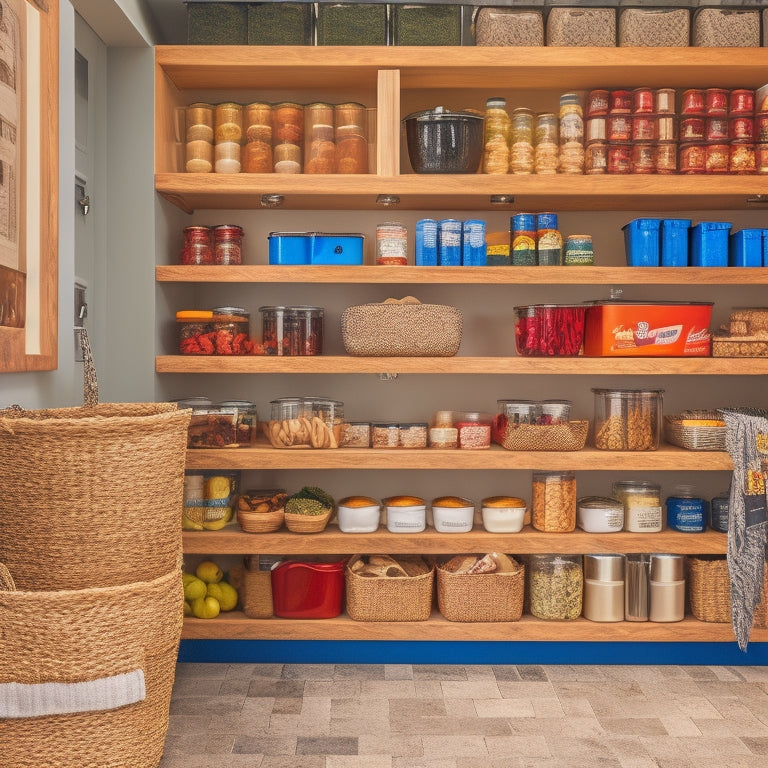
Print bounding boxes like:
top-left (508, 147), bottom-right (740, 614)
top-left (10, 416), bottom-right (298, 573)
top-left (0, 565), bottom-right (183, 768)
top-left (664, 411), bottom-right (726, 451)
top-left (243, 567), bottom-right (274, 618)
top-left (341, 300), bottom-right (463, 357)
top-left (687, 555), bottom-right (731, 623)
top-left (437, 558), bottom-right (525, 622)
top-left (499, 420), bottom-right (589, 452)
top-left (345, 555), bottom-right (434, 622)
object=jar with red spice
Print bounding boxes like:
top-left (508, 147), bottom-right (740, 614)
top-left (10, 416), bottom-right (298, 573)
top-left (259, 305), bottom-right (324, 356)
top-left (587, 89), bottom-right (610, 116)
top-left (730, 89), bottom-right (755, 115)
top-left (454, 412), bottom-right (493, 450)
top-left (756, 113), bottom-right (768, 143)
top-left (706, 117), bottom-right (728, 142)
top-left (681, 89), bottom-right (705, 115)
top-left (610, 89), bottom-right (632, 113)
top-left (211, 307), bottom-right (253, 355)
top-left (632, 87), bottom-right (654, 114)
top-left (608, 114), bottom-right (631, 143)
top-left (177, 310), bottom-right (214, 355)
top-left (705, 144), bottom-right (729, 174)
top-left (705, 88), bottom-right (729, 115)
top-left (514, 304), bottom-right (587, 356)
top-left (655, 88), bottom-right (676, 115)
top-left (730, 142), bottom-right (756, 175)
top-left (655, 143), bottom-right (677, 174)
top-left (181, 225), bottom-right (213, 265)
top-left (756, 144), bottom-right (768, 174)
top-left (607, 144), bottom-right (632, 174)
top-left (679, 143), bottom-right (706, 174)
top-left (585, 142), bottom-right (608, 174)
top-left (632, 115), bottom-right (657, 143)
top-left (681, 117), bottom-right (705, 141)
top-left (213, 224), bottom-right (244, 265)
top-left (631, 144), bottom-right (655, 174)
top-left (729, 116), bottom-right (754, 142)
top-left (273, 101), bottom-right (304, 174)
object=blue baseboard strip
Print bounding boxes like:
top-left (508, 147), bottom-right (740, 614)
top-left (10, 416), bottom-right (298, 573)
top-left (178, 640), bottom-right (768, 666)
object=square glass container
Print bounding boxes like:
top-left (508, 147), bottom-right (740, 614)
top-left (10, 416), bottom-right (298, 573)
top-left (315, 3), bottom-right (388, 45)
top-left (514, 304), bottom-right (587, 357)
top-left (592, 388), bottom-right (664, 451)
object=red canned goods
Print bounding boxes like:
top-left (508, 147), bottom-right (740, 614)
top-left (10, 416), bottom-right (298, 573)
top-left (705, 144), bottom-right (729, 174)
top-left (679, 143), bottom-right (706, 174)
top-left (655, 88), bottom-right (676, 114)
top-left (610, 89), bottom-right (632, 113)
top-left (587, 89), bottom-right (610, 116)
top-left (730, 89), bottom-right (755, 115)
top-left (681, 117), bottom-right (705, 141)
top-left (608, 114), bottom-right (632, 142)
top-left (633, 87), bottom-right (654, 114)
top-left (656, 143), bottom-right (677, 174)
top-left (632, 115), bottom-right (657, 142)
top-left (705, 117), bottom-right (728, 142)
top-left (586, 117), bottom-right (607, 143)
top-left (757, 113), bottom-right (768, 143)
top-left (607, 144), bottom-right (631, 174)
top-left (631, 144), bottom-right (655, 174)
top-left (585, 142), bottom-right (608, 174)
top-left (729, 116), bottom-right (754, 141)
top-left (681, 89), bottom-right (705, 115)
top-left (756, 144), bottom-right (768, 174)
top-left (705, 88), bottom-right (729, 115)
top-left (730, 142), bottom-right (756, 174)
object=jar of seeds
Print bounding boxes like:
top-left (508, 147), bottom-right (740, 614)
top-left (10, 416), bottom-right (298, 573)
top-left (529, 554), bottom-right (583, 620)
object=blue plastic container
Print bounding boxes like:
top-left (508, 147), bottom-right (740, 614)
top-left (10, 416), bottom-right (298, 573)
top-left (310, 233), bottom-right (364, 265)
top-left (415, 219), bottom-right (438, 266)
top-left (729, 229), bottom-right (764, 267)
top-left (764, 230), bottom-right (768, 266)
top-left (690, 221), bottom-right (732, 267)
top-left (438, 219), bottom-right (462, 266)
top-left (623, 218), bottom-right (661, 267)
top-left (268, 232), bottom-right (311, 265)
top-left (462, 219), bottom-right (487, 266)
top-left (660, 219), bottom-right (691, 267)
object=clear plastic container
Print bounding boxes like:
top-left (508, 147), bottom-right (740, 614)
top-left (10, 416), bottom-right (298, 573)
top-left (335, 102), bottom-right (368, 174)
top-left (339, 422), bottom-right (371, 448)
top-left (399, 422), bottom-right (428, 449)
top-left (531, 471), bottom-right (577, 532)
top-left (592, 388), bottom-right (664, 451)
top-left (273, 101), bottom-right (304, 173)
top-left (180, 225), bottom-right (213, 265)
top-left (214, 102), bottom-right (243, 173)
top-left (177, 307), bottom-right (253, 356)
top-left (454, 412), bottom-right (492, 450)
top-left (483, 97), bottom-right (511, 175)
top-left (259, 306), bottom-right (324, 356)
top-left (540, 399), bottom-right (572, 425)
top-left (497, 400), bottom-right (542, 426)
top-left (243, 101), bottom-right (273, 173)
top-left (186, 400), bottom-right (258, 449)
top-left (514, 304), bottom-right (587, 357)
top-left (305, 102), bottom-right (336, 174)
top-left (186, 102), bottom-right (215, 143)
top-left (577, 496), bottom-right (624, 533)
top-left (613, 480), bottom-right (662, 533)
top-left (267, 396), bottom-right (343, 449)
top-left (529, 554), bottom-right (583, 620)
top-left (213, 225), bottom-right (244, 265)
top-left (481, 496), bottom-right (527, 533)
top-left (371, 422), bottom-right (400, 449)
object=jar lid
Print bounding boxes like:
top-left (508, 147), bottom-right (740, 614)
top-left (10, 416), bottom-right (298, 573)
top-left (174, 396), bottom-right (212, 408)
top-left (584, 553), bottom-right (625, 582)
top-left (403, 106), bottom-right (483, 123)
top-left (669, 484), bottom-right (698, 498)
top-left (578, 496), bottom-right (623, 511)
top-left (217, 400), bottom-right (255, 408)
top-left (592, 388), bottom-right (665, 396)
top-left (650, 554), bottom-right (684, 582)
top-left (212, 306), bottom-right (249, 317)
top-left (176, 310), bottom-right (213, 321)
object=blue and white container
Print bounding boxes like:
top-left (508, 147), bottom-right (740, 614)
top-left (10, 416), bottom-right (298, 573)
top-left (415, 218), bottom-right (438, 266)
top-left (661, 219), bottom-right (691, 267)
top-left (729, 228), bottom-right (763, 267)
top-left (623, 218), bottom-right (661, 267)
top-left (438, 218), bottom-right (462, 266)
top-left (462, 219), bottom-right (487, 266)
top-left (690, 221), bottom-right (732, 267)
top-left (666, 486), bottom-right (707, 533)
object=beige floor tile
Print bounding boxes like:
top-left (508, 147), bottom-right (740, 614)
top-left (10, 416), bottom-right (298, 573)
top-left (738, 667), bottom-right (768, 682)
top-left (555, 696), bottom-right (596, 718)
top-left (358, 734), bottom-right (424, 757)
top-left (531, 697), bottom-right (565, 717)
top-left (496, 680), bottom-right (556, 699)
top-left (414, 681), bottom-right (446, 698)
top-left (657, 715), bottom-right (702, 737)
top-left (362, 680), bottom-right (418, 699)
top-left (281, 664), bottom-right (334, 680)
top-left (327, 757), bottom-right (392, 768)
top-left (260, 758), bottom-right (325, 768)
top-left (507, 715), bottom-right (603, 738)
top-left (231, 735), bottom-right (297, 755)
top-left (304, 680), bottom-right (362, 698)
top-left (266, 713), bottom-right (330, 737)
top-left (603, 735), bottom-right (651, 759)
top-left (598, 717), bottom-right (668, 736)
top-left (330, 716), bottom-right (392, 736)
top-left (443, 698), bottom-right (477, 718)
top-left (390, 716), bottom-right (511, 737)
top-left (331, 697), bottom-right (388, 719)
top-left (390, 698), bottom-right (447, 719)
top-left (385, 665), bottom-right (414, 680)
top-left (464, 665), bottom-right (496, 681)
top-left (421, 735), bottom-right (488, 758)
top-left (674, 736), bottom-right (752, 757)
top-left (691, 716), bottom-right (768, 736)
top-left (439, 681), bottom-right (501, 700)
top-left (483, 734), bottom-right (551, 758)
top-left (544, 734), bottom-right (617, 759)
top-left (473, 698), bottom-right (535, 718)
top-left (392, 759), bottom-right (458, 768)
top-left (673, 696), bottom-right (726, 719)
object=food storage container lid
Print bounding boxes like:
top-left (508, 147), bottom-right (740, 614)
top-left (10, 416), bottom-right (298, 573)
top-left (403, 106), bottom-right (484, 124)
top-left (268, 231), bottom-right (311, 238)
top-left (399, 422), bottom-right (429, 428)
top-left (175, 396), bottom-right (212, 409)
top-left (312, 232), bottom-right (364, 239)
top-left (212, 306), bottom-right (249, 317)
top-left (514, 303), bottom-right (586, 312)
top-left (592, 388), bottom-right (665, 396)
top-left (578, 495), bottom-right (623, 512)
top-left (650, 553), bottom-right (684, 583)
top-left (453, 411), bottom-right (493, 424)
top-left (372, 421), bottom-right (400, 429)
top-left (176, 310), bottom-right (213, 321)
top-left (584, 553), bottom-right (625, 581)
top-left (217, 400), bottom-right (256, 409)
top-left (586, 299), bottom-right (714, 307)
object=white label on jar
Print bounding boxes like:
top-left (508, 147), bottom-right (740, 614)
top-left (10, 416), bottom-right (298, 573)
top-left (626, 505), bottom-right (662, 532)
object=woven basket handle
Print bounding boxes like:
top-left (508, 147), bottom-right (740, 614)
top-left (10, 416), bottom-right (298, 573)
top-left (76, 327), bottom-right (99, 407)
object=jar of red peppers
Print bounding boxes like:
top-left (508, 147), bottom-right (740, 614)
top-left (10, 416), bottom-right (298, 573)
top-left (181, 225), bottom-right (213, 265)
top-left (213, 225), bottom-right (244, 265)
top-left (177, 307), bottom-right (255, 356)
top-left (514, 304), bottom-right (587, 357)
top-left (259, 305), bottom-right (324, 356)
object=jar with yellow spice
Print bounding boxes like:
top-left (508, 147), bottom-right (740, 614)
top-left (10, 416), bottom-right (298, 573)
top-left (243, 101), bottom-right (273, 174)
top-left (482, 97), bottom-right (510, 175)
top-left (214, 102), bottom-right (243, 174)
top-left (534, 113), bottom-right (558, 175)
top-left (509, 107), bottom-right (534, 174)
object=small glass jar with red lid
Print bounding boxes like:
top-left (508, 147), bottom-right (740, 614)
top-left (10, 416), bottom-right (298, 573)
top-left (730, 142), bottom-right (756, 175)
top-left (587, 89), bottom-right (610, 117)
top-left (756, 144), bottom-right (768, 174)
top-left (607, 144), bottom-right (631, 174)
top-left (756, 113), bottom-right (768, 143)
top-left (705, 144), bottom-right (729, 174)
top-left (681, 89), bottom-right (705, 115)
top-left (213, 224), bottom-right (244, 265)
top-left (705, 117), bottom-right (728, 142)
top-left (609, 89), bottom-right (632, 113)
top-left (705, 88), bottom-right (729, 115)
top-left (729, 116), bottom-right (754, 142)
top-left (631, 144), bottom-right (655, 174)
top-left (607, 114), bottom-right (631, 143)
top-left (181, 225), bottom-right (214, 265)
top-left (632, 115), bottom-right (657, 143)
top-left (632, 87), bottom-right (654, 114)
top-left (680, 117), bottom-right (705, 141)
top-left (679, 143), bottom-right (706, 174)
top-left (730, 89), bottom-right (755, 116)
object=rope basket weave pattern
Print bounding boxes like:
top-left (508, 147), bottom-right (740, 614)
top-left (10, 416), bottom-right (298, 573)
top-left (284, 508), bottom-right (332, 533)
top-left (0, 566), bottom-right (183, 768)
top-left (243, 568), bottom-right (274, 618)
top-left (687, 555), bottom-right (731, 623)
top-left (500, 421), bottom-right (589, 452)
top-left (664, 411), bottom-right (726, 451)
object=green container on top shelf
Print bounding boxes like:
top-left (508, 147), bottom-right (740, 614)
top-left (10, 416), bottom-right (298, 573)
top-left (316, 3), bottom-right (388, 46)
top-left (248, 3), bottom-right (314, 46)
top-left (392, 4), bottom-right (465, 46)
top-left (186, 2), bottom-right (249, 45)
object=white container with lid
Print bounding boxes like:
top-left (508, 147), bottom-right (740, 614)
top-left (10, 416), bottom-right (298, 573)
top-left (337, 497), bottom-right (381, 533)
top-left (577, 496), bottom-right (624, 533)
top-left (481, 496), bottom-right (527, 533)
top-left (385, 500), bottom-right (427, 533)
top-left (431, 497), bottom-right (474, 533)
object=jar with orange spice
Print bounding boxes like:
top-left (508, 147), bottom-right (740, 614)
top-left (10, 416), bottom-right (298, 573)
top-left (243, 101), bottom-right (273, 173)
top-left (335, 102), bottom-right (368, 174)
top-left (305, 102), bottom-right (336, 174)
top-left (273, 101), bottom-right (304, 174)
top-left (679, 143), bottom-right (706, 174)
top-left (730, 142), bottom-right (756, 175)
top-left (705, 143), bottom-right (729, 174)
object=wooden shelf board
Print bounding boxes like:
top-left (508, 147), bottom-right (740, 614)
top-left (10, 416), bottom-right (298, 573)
top-left (184, 443), bottom-right (732, 471)
top-left (183, 525), bottom-right (727, 556)
top-left (158, 355), bottom-right (768, 376)
top-left (182, 611), bottom-right (766, 642)
top-left (156, 265), bottom-right (768, 285)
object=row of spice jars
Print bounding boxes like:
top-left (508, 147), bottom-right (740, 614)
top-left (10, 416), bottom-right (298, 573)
top-left (185, 100), bottom-right (370, 174)
top-left (587, 87), bottom-right (755, 118)
top-left (180, 224), bottom-right (244, 265)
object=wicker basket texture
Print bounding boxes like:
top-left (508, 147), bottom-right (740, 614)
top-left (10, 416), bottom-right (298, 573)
top-left (500, 421), bottom-right (589, 452)
top-left (0, 566), bottom-right (182, 768)
top-left (687, 555), bottom-right (731, 623)
top-left (664, 412), bottom-right (726, 451)
top-left (284, 508), bottom-right (332, 533)
top-left (437, 559), bottom-right (525, 622)
top-left (237, 507), bottom-right (285, 533)
top-left (345, 556), bottom-right (434, 622)
top-left (243, 568), bottom-right (274, 618)
top-left (0, 405), bottom-right (191, 590)
top-left (341, 302), bottom-right (463, 357)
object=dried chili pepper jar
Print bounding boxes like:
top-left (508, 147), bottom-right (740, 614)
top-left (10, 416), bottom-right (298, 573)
top-left (180, 225), bottom-right (214, 265)
top-left (213, 225), bottom-right (244, 265)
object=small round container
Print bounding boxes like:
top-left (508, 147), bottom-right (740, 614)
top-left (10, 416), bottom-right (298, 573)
top-left (757, 113), bottom-right (768, 143)
top-left (655, 88), bottom-right (676, 114)
top-left (681, 89), bottom-right (705, 115)
top-left (586, 117), bottom-right (607, 144)
top-left (631, 144), bottom-right (655, 174)
top-left (181, 225), bottom-right (213, 265)
top-left (534, 113), bottom-right (558, 145)
top-left (481, 496), bottom-right (527, 533)
top-left (577, 496), bottom-right (624, 533)
top-left (706, 117), bottom-right (729, 142)
top-left (731, 142), bottom-right (757, 174)
top-left (705, 143), bottom-right (729, 174)
top-left (758, 144), bottom-right (768, 174)
top-left (215, 102), bottom-right (243, 143)
top-left (613, 480), bottom-right (662, 533)
top-left (529, 554), bottom-right (583, 621)
top-left (186, 400), bottom-right (258, 448)
top-left (185, 139), bottom-right (214, 173)
top-left (214, 141), bottom-right (241, 174)
top-left (585, 142), bottom-right (607, 175)
top-left (681, 117), bottom-right (705, 141)
top-left (729, 116), bottom-right (754, 141)
top-left (649, 554), bottom-right (685, 623)
top-left (563, 235), bottom-right (594, 264)
top-left (539, 399), bottom-right (571, 425)
top-left (607, 114), bottom-right (631, 142)
top-left (710, 490), bottom-right (730, 533)
top-left (609, 89), bottom-right (632, 113)
top-left (497, 400), bottom-right (542, 426)
top-left (259, 305), bottom-right (324, 356)
top-left (177, 310), bottom-right (214, 355)
top-left (666, 485), bottom-right (707, 533)
top-left (337, 496), bottom-right (381, 533)
top-left (632, 116), bottom-right (656, 143)
top-left (583, 554), bottom-right (625, 623)
top-left (632, 87), bottom-right (654, 114)
top-left (531, 470), bottom-right (576, 533)
top-left (384, 496), bottom-right (427, 533)
top-left (730, 89), bottom-right (755, 115)
top-left (705, 87), bottom-right (728, 115)
top-left (586, 89), bottom-right (610, 117)
top-left (186, 102), bottom-right (215, 143)
top-left (429, 426), bottom-right (458, 449)
top-left (376, 222), bottom-right (408, 265)
top-left (455, 412), bottom-right (492, 450)
top-left (655, 142), bottom-right (677, 174)
top-left (592, 388), bottom-right (664, 452)
top-left (510, 107), bottom-right (534, 144)
top-left (679, 142), bottom-right (706, 174)
top-left (431, 496), bottom-right (475, 533)
top-left (213, 225), bottom-right (244, 265)
top-left (607, 144), bottom-right (632, 174)
top-left (657, 116), bottom-right (677, 143)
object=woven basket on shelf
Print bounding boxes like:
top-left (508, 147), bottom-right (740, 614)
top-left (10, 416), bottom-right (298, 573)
top-left (284, 508), bottom-right (332, 534)
top-left (664, 411), bottom-right (726, 451)
top-left (237, 507), bottom-right (285, 533)
top-left (0, 565), bottom-right (183, 768)
top-left (341, 299), bottom-right (463, 357)
top-left (243, 568), bottom-right (274, 618)
top-left (687, 555), bottom-right (731, 623)
top-left (754, 564), bottom-right (768, 629)
top-left (499, 420), bottom-right (589, 452)
top-left (345, 555), bottom-right (434, 622)
top-left (437, 558), bottom-right (525, 622)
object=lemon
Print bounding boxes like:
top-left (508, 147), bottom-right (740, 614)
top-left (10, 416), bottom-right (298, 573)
top-left (181, 572), bottom-right (197, 586)
top-left (183, 576), bottom-right (207, 601)
top-left (183, 600), bottom-right (192, 616)
top-left (207, 581), bottom-right (238, 612)
top-left (182, 514), bottom-right (204, 531)
top-left (191, 595), bottom-right (220, 619)
top-left (204, 476), bottom-right (232, 499)
top-left (196, 560), bottom-right (224, 584)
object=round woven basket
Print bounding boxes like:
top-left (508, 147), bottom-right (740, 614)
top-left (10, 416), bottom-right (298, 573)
top-left (237, 507), bottom-right (285, 534)
top-left (0, 566), bottom-right (183, 768)
top-left (687, 555), bottom-right (732, 623)
top-left (284, 508), bottom-right (332, 533)
top-left (0, 405), bottom-right (191, 590)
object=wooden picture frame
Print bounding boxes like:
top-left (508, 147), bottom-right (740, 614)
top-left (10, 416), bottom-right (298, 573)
top-left (0, 0), bottom-right (57, 372)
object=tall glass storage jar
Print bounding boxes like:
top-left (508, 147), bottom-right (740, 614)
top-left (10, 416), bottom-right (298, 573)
top-left (531, 471), bottom-right (576, 532)
top-left (529, 554), bottom-right (583, 620)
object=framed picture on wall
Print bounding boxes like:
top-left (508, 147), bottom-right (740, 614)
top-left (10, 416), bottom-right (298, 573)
top-left (0, 0), bottom-right (57, 372)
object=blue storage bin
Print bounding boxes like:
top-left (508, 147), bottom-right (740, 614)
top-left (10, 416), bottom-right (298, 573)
top-left (660, 219), bottom-right (691, 267)
top-left (729, 229), bottom-right (764, 267)
top-left (268, 232), bottom-right (311, 265)
top-left (623, 218), bottom-right (661, 267)
top-left (690, 222), bottom-right (732, 267)
top-left (763, 230), bottom-right (768, 266)
top-left (310, 233), bottom-right (364, 265)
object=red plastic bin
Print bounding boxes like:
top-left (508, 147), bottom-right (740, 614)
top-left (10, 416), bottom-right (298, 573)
top-left (271, 559), bottom-right (346, 618)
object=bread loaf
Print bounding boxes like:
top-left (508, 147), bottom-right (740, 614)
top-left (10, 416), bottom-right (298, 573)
top-left (350, 554), bottom-right (429, 578)
top-left (339, 495), bottom-right (379, 508)
top-left (432, 495), bottom-right (473, 508)
top-left (385, 495), bottom-right (425, 507)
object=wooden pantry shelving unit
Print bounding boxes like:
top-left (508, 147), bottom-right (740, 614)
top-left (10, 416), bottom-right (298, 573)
top-left (155, 46), bottom-right (768, 648)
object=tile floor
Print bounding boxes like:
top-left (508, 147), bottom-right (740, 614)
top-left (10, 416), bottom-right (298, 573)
top-left (159, 663), bottom-right (768, 768)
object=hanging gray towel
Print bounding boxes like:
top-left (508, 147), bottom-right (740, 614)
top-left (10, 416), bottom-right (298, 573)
top-left (721, 408), bottom-right (768, 651)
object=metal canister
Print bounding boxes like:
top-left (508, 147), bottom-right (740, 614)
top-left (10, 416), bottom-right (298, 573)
top-left (681, 89), bottom-right (705, 115)
top-left (583, 554), bottom-right (625, 623)
top-left (564, 235), bottom-right (594, 265)
top-left (649, 554), bottom-right (685, 623)
top-left (625, 554), bottom-right (650, 622)
top-left (462, 219), bottom-right (486, 266)
top-left (655, 88), bottom-right (676, 114)
top-left (609, 89), bottom-right (632, 113)
top-left (705, 87), bottom-right (728, 115)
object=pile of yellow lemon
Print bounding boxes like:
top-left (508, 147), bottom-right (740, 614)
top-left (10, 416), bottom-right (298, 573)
top-left (182, 560), bottom-right (239, 619)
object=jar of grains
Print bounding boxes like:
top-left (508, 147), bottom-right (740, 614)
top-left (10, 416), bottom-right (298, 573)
top-left (483, 97), bottom-right (511, 175)
top-left (529, 554), bottom-right (583, 620)
top-left (531, 470), bottom-right (576, 532)
top-left (613, 480), bottom-right (662, 533)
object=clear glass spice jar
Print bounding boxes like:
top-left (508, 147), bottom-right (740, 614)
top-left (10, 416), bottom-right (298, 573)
top-left (613, 480), bottom-right (662, 533)
top-left (243, 101), bottom-right (273, 173)
top-left (509, 107), bottom-right (534, 175)
top-left (335, 102), bottom-right (368, 174)
top-left (531, 470), bottom-right (576, 532)
top-left (529, 554), bottom-right (583, 620)
top-left (305, 101), bottom-right (336, 174)
top-left (213, 225), bottom-right (244, 265)
top-left (483, 97), bottom-right (511, 175)
top-left (180, 225), bottom-right (213, 265)
top-left (273, 101), bottom-right (304, 173)
top-left (259, 306), bottom-right (324, 356)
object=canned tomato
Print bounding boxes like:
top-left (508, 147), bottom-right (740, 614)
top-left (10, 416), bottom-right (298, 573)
top-left (587, 89), bottom-right (610, 116)
top-left (585, 142), bottom-right (607, 174)
top-left (681, 89), bottom-right (705, 114)
top-left (730, 89), bottom-right (755, 115)
top-left (655, 143), bottom-right (677, 174)
top-left (610, 89), bottom-right (632, 113)
top-left (705, 88), bottom-right (728, 115)
top-left (681, 117), bottom-right (705, 141)
top-left (757, 113), bottom-right (768, 142)
top-left (730, 142), bottom-right (756, 174)
top-left (607, 144), bottom-right (631, 174)
top-left (633, 87), bottom-right (654, 114)
top-left (756, 144), bottom-right (768, 173)
top-left (608, 114), bottom-right (631, 142)
top-left (705, 144), bottom-right (729, 174)
top-left (657, 116), bottom-right (677, 142)
top-left (729, 116), bottom-right (754, 141)
top-left (706, 118), bottom-right (728, 142)
top-left (632, 116), bottom-right (656, 142)
top-left (679, 143), bottom-right (706, 174)
top-left (586, 117), bottom-right (606, 143)
top-left (655, 88), bottom-right (676, 114)
top-left (631, 144), bottom-right (655, 174)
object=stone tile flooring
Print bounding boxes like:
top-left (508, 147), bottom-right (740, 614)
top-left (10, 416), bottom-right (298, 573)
top-left (159, 663), bottom-right (768, 768)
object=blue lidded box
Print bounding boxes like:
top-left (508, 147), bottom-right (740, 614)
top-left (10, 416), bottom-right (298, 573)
top-left (268, 232), bottom-right (311, 265)
top-left (623, 218), bottom-right (661, 267)
top-left (310, 233), bottom-right (364, 265)
top-left (661, 219), bottom-right (691, 267)
top-left (690, 221), bottom-right (732, 267)
top-left (764, 230), bottom-right (768, 267)
top-left (729, 229), bottom-right (764, 267)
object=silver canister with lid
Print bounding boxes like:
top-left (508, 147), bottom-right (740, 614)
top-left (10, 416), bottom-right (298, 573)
top-left (583, 554), bottom-right (625, 622)
top-left (649, 554), bottom-right (685, 623)
top-left (625, 553), bottom-right (651, 622)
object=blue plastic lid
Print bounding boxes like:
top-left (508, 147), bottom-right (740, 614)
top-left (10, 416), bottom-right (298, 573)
top-left (692, 221), bottom-right (732, 230)
top-left (623, 218), bottom-right (661, 231)
top-left (662, 219), bottom-right (692, 228)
